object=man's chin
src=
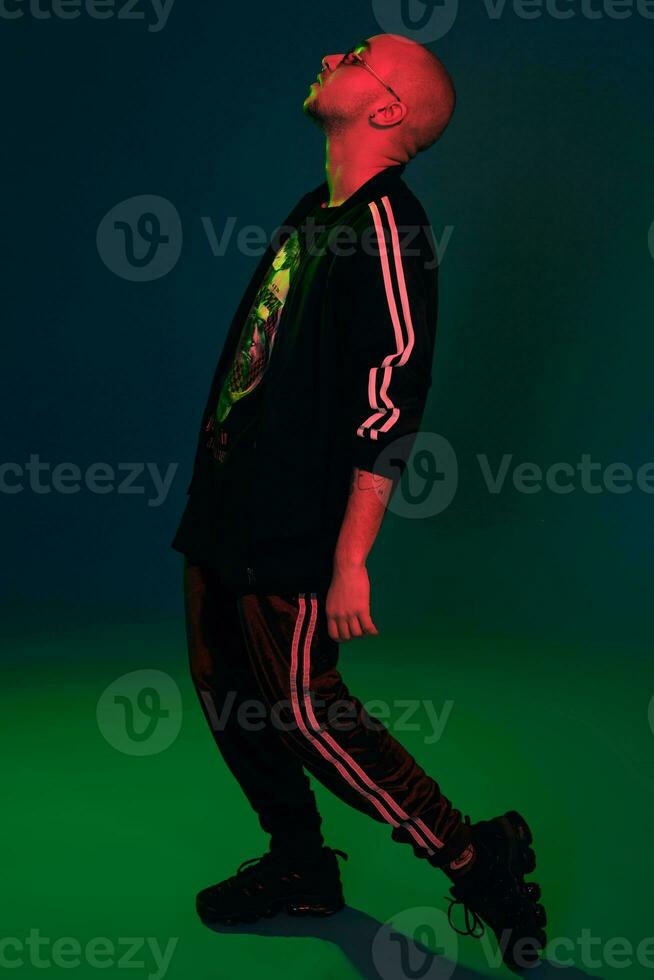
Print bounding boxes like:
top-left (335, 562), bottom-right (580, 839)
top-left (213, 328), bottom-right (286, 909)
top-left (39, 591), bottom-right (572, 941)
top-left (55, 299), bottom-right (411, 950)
top-left (302, 87), bottom-right (324, 124)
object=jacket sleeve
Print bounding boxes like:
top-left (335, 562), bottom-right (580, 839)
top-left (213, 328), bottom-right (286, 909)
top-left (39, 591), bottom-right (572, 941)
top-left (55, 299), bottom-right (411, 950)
top-left (336, 198), bottom-right (438, 481)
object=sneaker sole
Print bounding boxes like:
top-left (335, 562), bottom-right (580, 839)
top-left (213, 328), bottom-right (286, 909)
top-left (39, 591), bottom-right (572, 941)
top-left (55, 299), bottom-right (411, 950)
top-left (497, 811), bottom-right (547, 969)
top-left (501, 810), bottom-right (537, 875)
top-left (197, 895), bottom-right (345, 927)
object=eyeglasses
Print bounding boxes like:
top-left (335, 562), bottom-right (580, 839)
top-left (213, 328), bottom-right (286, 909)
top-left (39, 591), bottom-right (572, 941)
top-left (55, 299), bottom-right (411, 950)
top-left (338, 48), bottom-right (402, 104)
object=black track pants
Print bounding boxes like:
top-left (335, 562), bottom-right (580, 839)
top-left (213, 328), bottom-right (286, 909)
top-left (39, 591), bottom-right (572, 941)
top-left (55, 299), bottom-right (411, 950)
top-left (183, 560), bottom-right (471, 867)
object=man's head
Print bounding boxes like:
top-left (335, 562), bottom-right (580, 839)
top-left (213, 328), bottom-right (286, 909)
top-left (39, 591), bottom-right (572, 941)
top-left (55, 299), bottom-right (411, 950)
top-left (303, 34), bottom-right (456, 160)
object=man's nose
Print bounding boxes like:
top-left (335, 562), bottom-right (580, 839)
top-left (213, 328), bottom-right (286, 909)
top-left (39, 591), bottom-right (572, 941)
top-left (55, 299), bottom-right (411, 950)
top-left (322, 53), bottom-right (344, 72)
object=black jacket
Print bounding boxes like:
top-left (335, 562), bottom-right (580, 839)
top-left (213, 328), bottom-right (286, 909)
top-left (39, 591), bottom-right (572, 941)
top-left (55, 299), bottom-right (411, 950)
top-left (172, 164), bottom-right (439, 593)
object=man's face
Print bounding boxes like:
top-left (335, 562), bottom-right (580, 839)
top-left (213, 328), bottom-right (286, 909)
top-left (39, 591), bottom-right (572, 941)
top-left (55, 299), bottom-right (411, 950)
top-left (303, 39), bottom-right (389, 128)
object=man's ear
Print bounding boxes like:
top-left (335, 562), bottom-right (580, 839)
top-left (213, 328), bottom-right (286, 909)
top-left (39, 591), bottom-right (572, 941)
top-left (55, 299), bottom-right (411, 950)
top-left (368, 101), bottom-right (407, 128)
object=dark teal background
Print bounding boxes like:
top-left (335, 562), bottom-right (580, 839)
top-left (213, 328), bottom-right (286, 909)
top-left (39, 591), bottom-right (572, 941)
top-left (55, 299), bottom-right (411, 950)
top-left (2, 3), bottom-right (653, 979)
top-left (2, 1), bottom-right (652, 635)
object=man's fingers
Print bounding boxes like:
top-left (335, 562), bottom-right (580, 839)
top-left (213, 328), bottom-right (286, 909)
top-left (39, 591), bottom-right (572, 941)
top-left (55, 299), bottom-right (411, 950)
top-left (339, 617), bottom-right (352, 642)
top-left (327, 612), bottom-right (378, 642)
top-left (348, 617), bottom-right (363, 639)
top-left (327, 616), bottom-right (340, 642)
top-left (359, 612), bottom-right (379, 636)
top-left (328, 615), bottom-right (351, 642)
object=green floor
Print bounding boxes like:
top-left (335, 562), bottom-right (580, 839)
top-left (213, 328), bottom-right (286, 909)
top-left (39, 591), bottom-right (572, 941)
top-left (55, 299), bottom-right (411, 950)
top-left (4, 616), bottom-right (653, 980)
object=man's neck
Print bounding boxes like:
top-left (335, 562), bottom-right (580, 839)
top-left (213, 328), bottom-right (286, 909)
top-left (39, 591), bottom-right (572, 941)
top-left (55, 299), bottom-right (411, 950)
top-left (325, 135), bottom-right (401, 207)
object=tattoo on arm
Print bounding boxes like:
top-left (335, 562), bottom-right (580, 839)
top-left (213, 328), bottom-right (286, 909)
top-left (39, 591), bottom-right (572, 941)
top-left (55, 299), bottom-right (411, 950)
top-left (351, 467), bottom-right (393, 502)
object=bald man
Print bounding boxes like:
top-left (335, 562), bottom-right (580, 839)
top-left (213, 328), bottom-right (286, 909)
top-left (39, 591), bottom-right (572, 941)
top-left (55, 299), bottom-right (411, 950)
top-left (172, 34), bottom-right (546, 969)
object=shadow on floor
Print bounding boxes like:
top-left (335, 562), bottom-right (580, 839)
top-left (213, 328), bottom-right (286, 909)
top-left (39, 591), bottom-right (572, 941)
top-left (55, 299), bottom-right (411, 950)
top-left (205, 905), bottom-right (594, 980)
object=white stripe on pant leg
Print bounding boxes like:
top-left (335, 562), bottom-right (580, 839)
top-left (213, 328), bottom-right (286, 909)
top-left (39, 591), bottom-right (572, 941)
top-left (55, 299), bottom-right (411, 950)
top-left (289, 595), bottom-right (403, 829)
top-left (300, 595), bottom-right (443, 856)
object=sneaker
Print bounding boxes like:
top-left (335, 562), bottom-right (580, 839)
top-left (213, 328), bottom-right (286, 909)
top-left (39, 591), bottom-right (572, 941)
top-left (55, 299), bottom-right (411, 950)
top-left (445, 811), bottom-right (547, 971)
top-left (196, 847), bottom-right (348, 926)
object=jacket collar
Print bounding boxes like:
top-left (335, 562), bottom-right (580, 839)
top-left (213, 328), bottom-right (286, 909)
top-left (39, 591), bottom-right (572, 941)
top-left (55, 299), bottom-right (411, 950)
top-left (309, 164), bottom-right (407, 224)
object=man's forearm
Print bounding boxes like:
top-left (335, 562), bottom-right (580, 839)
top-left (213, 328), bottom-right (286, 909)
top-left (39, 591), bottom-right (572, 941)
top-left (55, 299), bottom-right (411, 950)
top-left (333, 467), bottom-right (394, 569)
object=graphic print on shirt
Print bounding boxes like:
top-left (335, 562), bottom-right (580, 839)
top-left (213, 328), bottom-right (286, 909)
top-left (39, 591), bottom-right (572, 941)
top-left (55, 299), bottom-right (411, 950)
top-left (214, 232), bottom-right (302, 425)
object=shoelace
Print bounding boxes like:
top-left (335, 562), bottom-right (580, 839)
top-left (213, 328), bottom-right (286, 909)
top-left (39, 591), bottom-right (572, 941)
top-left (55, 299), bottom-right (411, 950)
top-left (225, 853), bottom-right (289, 896)
top-left (444, 814), bottom-right (484, 939)
top-left (445, 896), bottom-right (485, 939)
top-left (235, 855), bottom-right (272, 877)
top-left (235, 847), bottom-right (349, 879)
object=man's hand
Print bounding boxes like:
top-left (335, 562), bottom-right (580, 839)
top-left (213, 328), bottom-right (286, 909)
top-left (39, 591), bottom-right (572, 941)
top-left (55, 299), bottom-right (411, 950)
top-left (328, 466), bottom-right (392, 641)
top-left (326, 561), bottom-right (379, 642)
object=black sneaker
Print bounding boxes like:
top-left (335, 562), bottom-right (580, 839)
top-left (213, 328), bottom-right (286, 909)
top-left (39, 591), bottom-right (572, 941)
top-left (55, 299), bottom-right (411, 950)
top-left (196, 847), bottom-right (348, 926)
top-left (445, 811), bottom-right (547, 971)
